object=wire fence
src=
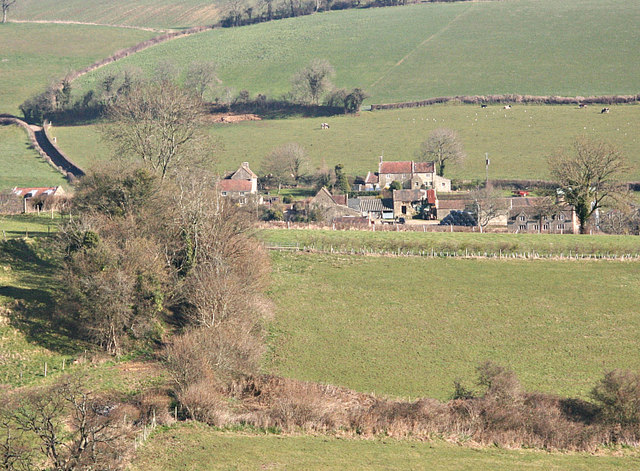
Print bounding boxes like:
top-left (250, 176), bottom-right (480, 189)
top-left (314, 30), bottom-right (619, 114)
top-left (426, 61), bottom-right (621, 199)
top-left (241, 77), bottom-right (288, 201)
top-left (265, 243), bottom-right (640, 261)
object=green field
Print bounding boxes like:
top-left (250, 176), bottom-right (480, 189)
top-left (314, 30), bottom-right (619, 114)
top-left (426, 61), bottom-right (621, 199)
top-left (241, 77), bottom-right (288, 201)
top-left (261, 228), bottom-right (640, 258)
top-left (0, 23), bottom-right (154, 114)
top-left (267, 252), bottom-right (640, 400)
top-left (0, 213), bottom-right (62, 239)
top-left (74, 0), bottom-right (640, 104)
top-left (0, 125), bottom-right (67, 189)
top-left (132, 424), bottom-right (640, 470)
top-left (51, 103), bottom-right (640, 180)
top-left (11, 0), bottom-right (224, 29)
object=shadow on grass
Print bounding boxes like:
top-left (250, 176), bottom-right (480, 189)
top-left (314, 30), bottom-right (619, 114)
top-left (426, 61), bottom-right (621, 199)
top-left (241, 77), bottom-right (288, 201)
top-left (0, 238), bottom-right (83, 356)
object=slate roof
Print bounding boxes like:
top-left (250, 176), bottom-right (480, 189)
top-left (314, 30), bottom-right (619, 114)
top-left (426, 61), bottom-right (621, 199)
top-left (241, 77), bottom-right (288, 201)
top-left (349, 197), bottom-right (393, 213)
top-left (393, 189), bottom-right (426, 202)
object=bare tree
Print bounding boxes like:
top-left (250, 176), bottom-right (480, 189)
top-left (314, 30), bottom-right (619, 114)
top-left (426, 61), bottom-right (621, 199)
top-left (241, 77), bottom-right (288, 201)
top-left (417, 128), bottom-right (465, 177)
top-left (262, 143), bottom-right (309, 191)
top-left (4, 378), bottom-right (132, 470)
top-left (549, 137), bottom-right (630, 234)
top-left (2, 0), bottom-right (16, 24)
top-left (469, 188), bottom-right (507, 232)
top-left (103, 80), bottom-right (210, 180)
top-left (291, 59), bottom-right (335, 105)
top-left (184, 62), bottom-right (218, 100)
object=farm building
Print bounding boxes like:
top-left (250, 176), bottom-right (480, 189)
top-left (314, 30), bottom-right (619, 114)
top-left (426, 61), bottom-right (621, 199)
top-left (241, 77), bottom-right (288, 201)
top-left (219, 162), bottom-right (259, 204)
top-left (11, 186), bottom-right (66, 213)
top-left (348, 196), bottom-right (394, 220)
top-left (377, 157), bottom-right (451, 192)
top-left (392, 189), bottom-right (437, 219)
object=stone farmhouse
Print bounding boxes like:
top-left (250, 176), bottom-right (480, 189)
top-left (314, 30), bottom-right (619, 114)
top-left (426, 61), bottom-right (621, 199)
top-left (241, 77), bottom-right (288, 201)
top-left (377, 157), bottom-right (451, 192)
top-left (219, 162), bottom-right (259, 204)
top-left (507, 198), bottom-right (579, 234)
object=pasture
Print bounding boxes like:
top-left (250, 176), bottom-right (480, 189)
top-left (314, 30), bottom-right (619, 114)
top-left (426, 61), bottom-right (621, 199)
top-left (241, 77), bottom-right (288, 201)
top-left (74, 0), bottom-right (640, 104)
top-left (0, 125), bottom-right (66, 189)
top-left (132, 424), bottom-right (640, 470)
top-left (11, 0), bottom-right (224, 29)
top-left (268, 252), bottom-right (640, 400)
top-left (260, 228), bottom-right (640, 258)
top-left (0, 23), bottom-right (154, 115)
top-left (50, 103), bottom-right (640, 180)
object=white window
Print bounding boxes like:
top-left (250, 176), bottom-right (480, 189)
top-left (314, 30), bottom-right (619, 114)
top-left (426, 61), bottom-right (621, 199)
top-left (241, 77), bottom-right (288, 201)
top-left (533, 224), bottom-right (539, 230)
top-left (240, 192), bottom-right (245, 196)
top-left (543, 224), bottom-right (549, 230)
top-left (519, 225), bottom-right (526, 230)
top-left (519, 215), bottom-right (525, 221)
top-left (559, 214), bottom-right (565, 221)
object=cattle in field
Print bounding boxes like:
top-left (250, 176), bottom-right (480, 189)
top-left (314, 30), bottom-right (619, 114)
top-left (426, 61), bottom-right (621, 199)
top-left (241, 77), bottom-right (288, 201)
top-left (601, 107), bottom-right (610, 114)
top-left (481, 104), bottom-right (488, 108)
top-left (321, 122), bottom-right (330, 129)
top-left (503, 105), bottom-right (511, 110)
top-left (579, 104), bottom-right (587, 109)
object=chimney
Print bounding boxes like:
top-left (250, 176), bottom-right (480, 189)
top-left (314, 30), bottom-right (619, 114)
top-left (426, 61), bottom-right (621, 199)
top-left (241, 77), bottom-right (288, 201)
top-left (242, 162), bottom-right (249, 168)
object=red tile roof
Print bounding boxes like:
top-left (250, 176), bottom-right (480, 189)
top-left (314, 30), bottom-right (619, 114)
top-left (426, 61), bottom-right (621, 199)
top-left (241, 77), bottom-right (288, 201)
top-left (12, 187), bottom-right (60, 198)
top-left (414, 161), bottom-right (434, 173)
top-left (380, 161), bottom-right (412, 174)
top-left (365, 172), bottom-right (379, 184)
top-left (219, 180), bottom-right (252, 192)
top-left (332, 194), bottom-right (347, 206)
top-left (379, 161), bottom-right (434, 174)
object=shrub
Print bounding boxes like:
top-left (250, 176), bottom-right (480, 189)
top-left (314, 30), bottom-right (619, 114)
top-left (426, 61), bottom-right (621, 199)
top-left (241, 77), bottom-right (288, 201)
top-left (590, 370), bottom-right (640, 426)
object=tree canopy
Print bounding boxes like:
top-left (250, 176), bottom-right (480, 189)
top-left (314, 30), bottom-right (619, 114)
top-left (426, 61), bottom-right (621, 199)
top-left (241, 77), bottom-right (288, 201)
top-left (548, 137), bottom-right (629, 234)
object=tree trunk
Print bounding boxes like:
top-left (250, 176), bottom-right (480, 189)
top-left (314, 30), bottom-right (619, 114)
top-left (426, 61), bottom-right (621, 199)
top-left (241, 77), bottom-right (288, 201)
top-left (2, 8), bottom-right (7, 24)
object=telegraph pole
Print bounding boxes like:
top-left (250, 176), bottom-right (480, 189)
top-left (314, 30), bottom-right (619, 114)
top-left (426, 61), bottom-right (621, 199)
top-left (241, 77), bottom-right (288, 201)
top-left (485, 153), bottom-right (490, 188)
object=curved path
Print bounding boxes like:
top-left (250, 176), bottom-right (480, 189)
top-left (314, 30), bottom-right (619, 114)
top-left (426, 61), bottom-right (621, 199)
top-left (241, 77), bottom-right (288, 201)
top-left (2, 22), bottom-right (217, 180)
top-left (0, 114), bottom-right (85, 179)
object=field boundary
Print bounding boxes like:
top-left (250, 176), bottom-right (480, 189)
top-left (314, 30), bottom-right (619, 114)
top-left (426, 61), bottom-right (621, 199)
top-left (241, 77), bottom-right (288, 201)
top-left (278, 243), bottom-right (640, 262)
top-left (8, 19), bottom-right (168, 33)
top-left (370, 93), bottom-right (640, 110)
top-left (62, 24), bottom-right (217, 87)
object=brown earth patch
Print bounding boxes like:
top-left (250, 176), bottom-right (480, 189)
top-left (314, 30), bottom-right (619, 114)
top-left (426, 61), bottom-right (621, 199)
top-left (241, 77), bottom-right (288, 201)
top-left (209, 113), bottom-right (262, 123)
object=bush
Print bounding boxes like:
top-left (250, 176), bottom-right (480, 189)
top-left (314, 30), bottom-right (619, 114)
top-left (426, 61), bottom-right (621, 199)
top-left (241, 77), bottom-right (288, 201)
top-left (591, 370), bottom-right (640, 426)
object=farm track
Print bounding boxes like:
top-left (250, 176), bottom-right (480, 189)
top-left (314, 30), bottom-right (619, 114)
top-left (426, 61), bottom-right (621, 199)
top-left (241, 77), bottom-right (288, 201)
top-left (8, 19), bottom-right (169, 32)
top-left (1, 22), bottom-right (217, 177)
top-left (0, 114), bottom-right (85, 179)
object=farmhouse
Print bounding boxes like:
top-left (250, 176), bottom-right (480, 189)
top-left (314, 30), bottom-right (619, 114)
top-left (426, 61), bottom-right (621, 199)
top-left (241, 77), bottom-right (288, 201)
top-left (377, 157), bottom-right (451, 192)
top-left (507, 198), bottom-right (578, 234)
top-left (219, 162), bottom-right (259, 204)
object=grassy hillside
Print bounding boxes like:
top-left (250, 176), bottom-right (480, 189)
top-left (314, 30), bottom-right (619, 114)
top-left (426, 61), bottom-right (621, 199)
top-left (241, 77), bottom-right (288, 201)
top-left (268, 252), bottom-right (640, 400)
top-left (132, 424), bottom-right (640, 470)
top-left (11, 0), bottom-right (224, 29)
top-left (75, 0), bottom-right (640, 103)
top-left (0, 125), bottom-right (66, 189)
top-left (51, 103), bottom-right (640, 180)
top-left (0, 23), bottom-right (154, 114)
